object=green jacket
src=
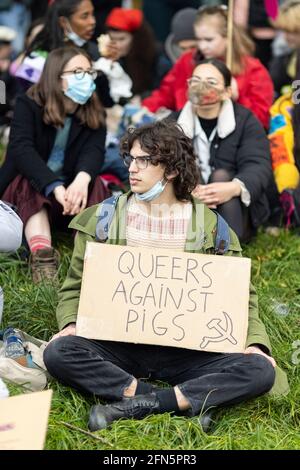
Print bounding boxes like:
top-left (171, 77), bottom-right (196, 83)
top-left (56, 193), bottom-right (289, 396)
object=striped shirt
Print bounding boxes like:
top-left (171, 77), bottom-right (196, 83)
top-left (126, 195), bottom-right (192, 251)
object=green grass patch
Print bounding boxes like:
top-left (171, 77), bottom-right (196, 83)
top-left (1, 230), bottom-right (300, 449)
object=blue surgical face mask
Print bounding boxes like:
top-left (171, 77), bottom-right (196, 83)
top-left (135, 178), bottom-right (168, 202)
top-left (63, 73), bottom-right (96, 105)
top-left (65, 22), bottom-right (87, 47)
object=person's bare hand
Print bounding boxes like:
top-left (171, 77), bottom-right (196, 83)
top-left (105, 40), bottom-right (122, 61)
top-left (192, 181), bottom-right (241, 208)
top-left (98, 34), bottom-right (121, 61)
top-left (53, 185), bottom-right (67, 211)
top-left (244, 345), bottom-right (276, 368)
top-left (64, 172), bottom-right (91, 216)
top-left (49, 323), bottom-right (76, 343)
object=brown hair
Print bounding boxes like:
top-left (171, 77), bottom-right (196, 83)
top-left (108, 21), bottom-right (157, 95)
top-left (120, 120), bottom-right (199, 201)
top-left (27, 46), bottom-right (105, 129)
top-left (195, 6), bottom-right (255, 75)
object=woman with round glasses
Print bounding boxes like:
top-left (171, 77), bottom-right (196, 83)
top-left (173, 58), bottom-right (272, 242)
top-left (13, 0), bottom-right (114, 107)
top-left (143, 5), bottom-right (274, 129)
top-left (0, 46), bottom-right (109, 283)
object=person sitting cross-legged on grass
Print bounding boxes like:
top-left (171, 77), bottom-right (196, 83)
top-left (43, 120), bottom-right (288, 432)
top-left (174, 58), bottom-right (272, 243)
top-left (0, 46), bottom-right (109, 284)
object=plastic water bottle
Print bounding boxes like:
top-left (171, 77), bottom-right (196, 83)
top-left (3, 327), bottom-right (26, 365)
top-left (0, 287), bottom-right (3, 325)
top-left (270, 298), bottom-right (290, 317)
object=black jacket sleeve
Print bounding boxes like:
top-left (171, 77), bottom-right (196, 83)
top-left (269, 54), bottom-right (291, 98)
top-left (95, 73), bottom-right (114, 108)
top-left (6, 95), bottom-right (58, 193)
top-left (84, 41), bottom-right (114, 108)
top-left (234, 112), bottom-right (272, 201)
top-left (74, 126), bottom-right (106, 182)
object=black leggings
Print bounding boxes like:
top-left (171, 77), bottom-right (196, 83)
top-left (209, 169), bottom-right (253, 242)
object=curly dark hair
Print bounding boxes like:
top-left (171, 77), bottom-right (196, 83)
top-left (120, 120), bottom-right (200, 201)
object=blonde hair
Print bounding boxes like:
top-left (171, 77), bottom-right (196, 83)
top-left (195, 6), bottom-right (255, 75)
top-left (271, 0), bottom-right (300, 33)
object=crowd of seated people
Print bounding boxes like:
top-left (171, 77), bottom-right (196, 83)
top-left (0, 0), bottom-right (297, 434)
top-left (1, 0), bottom-right (299, 276)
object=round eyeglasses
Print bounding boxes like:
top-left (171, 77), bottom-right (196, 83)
top-left (122, 154), bottom-right (155, 170)
top-left (187, 77), bottom-right (220, 87)
top-left (61, 68), bottom-right (98, 80)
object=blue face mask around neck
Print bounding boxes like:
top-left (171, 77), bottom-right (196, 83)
top-left (65, 22), bottom-right (87, 47)
top-left (135, 178), bottom-right (168, 202)
top-left (63, 73), bottom-right (96, 105)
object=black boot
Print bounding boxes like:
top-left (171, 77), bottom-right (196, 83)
top-left (88, 393), bottom-right (160, 431)
top-left (177, 407), bottom-right (217, 433)
top-left (197, 409), bottom-right (216, 433)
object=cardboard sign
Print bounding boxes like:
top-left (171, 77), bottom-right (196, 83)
top-left (77, 243), bottom-right (251, 353)
top-left (0, 390), bottom-right (52, 450)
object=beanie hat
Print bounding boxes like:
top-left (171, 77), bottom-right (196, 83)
top-left (165, 8), bottom-right (197, 63)
top-left (105, 8), bottom-right (143, 33)
top-left (171, 8), bottom-right (197, 43)
top-left (0, 26), bottom-right (16, 44)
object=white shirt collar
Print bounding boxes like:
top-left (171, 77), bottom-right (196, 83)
top-left (177, 98), bottom-right (236, 140)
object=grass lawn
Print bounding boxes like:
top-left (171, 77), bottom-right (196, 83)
top-left (0, 144), bottom-right (299, 449)
top-left (0, 228), bottom-right (299, 450)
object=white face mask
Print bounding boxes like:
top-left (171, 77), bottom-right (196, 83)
top-left (135, 178), bottom-right (168, 202)
top-left (65, 20), bottom-right (87, 47)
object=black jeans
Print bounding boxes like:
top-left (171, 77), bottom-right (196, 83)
top-left (44, 336), bottom-right (275, 415)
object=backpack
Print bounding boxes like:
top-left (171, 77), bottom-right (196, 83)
top-left (95, 195), bottom-right (231, 254)
top-left (0, 330), bottom-right (49, 392)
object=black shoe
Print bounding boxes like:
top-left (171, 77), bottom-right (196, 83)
top-left (198, 409), bottom-right (216, 433)
top-left (180, 408), bottom-right (216, 433)
top-left (88, 393), bottom-right (160, 431)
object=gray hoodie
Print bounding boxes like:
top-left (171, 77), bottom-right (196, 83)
top-left (0, 201), bottom-right (23, 252)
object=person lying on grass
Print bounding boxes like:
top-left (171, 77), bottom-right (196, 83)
top-left (43, 120), bottom-right (288, 432)
top-left (0, 200), bottom-right (22, 254)
top-left (0, 200), bottom-right (23, 398)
